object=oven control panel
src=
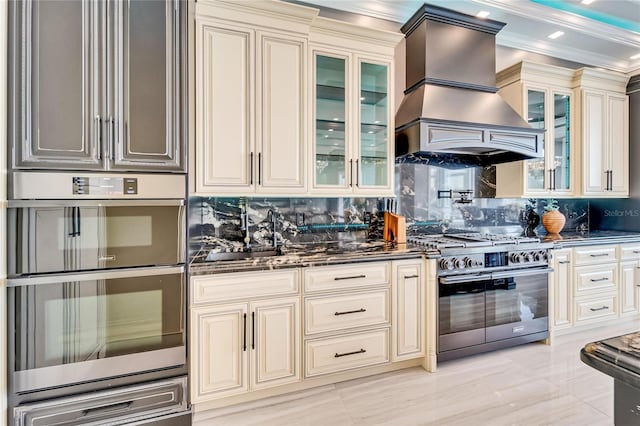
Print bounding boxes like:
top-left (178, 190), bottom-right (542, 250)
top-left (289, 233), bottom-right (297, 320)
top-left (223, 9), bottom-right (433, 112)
top-left (438, 249), bottom-right (549, 273)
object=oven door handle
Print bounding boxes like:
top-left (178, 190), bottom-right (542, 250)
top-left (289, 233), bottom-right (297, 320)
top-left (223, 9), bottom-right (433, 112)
top-left (491, 267), bottom-right (553, 280)
top-left (439, 273), bottom-right (493, 284)
top-left (7, 265), bottom-right (185, 287)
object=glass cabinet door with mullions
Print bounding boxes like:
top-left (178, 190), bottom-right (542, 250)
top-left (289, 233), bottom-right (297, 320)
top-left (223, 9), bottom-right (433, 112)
top-left (314, 54), bottom-right (348, 188)
top-left (358, 61), bottom-right (389, 189)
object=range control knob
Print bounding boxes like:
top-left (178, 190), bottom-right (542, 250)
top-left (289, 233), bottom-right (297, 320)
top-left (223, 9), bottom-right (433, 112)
top-left (454, 258), bottom-right (466, 269)
top-left (534, 251), bottom-right (548, 262)
top-left (510, 253), bottom-right (523, 264)
top-left (464, 257), bottom-right (475, 268)
top-left (440, 258), bottom-right (455, 270)
top-left (524, 252), bottom-right (535, 263)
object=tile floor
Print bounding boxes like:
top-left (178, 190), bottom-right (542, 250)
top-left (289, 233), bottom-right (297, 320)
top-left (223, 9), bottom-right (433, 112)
top-left (194, 322), bottom-right (639, 425)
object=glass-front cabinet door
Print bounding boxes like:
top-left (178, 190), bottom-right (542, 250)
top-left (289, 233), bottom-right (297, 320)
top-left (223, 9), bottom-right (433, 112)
top-left (357, 59), bottom-right (391, 191)
top-left (524, 87), bottom-right (573, 195)
top-left (313, 53), bottom-right (349, 191)
top-left (525, 89), bottom-right (547, 192)
top-left (552, 92), bottom-right (572, 193)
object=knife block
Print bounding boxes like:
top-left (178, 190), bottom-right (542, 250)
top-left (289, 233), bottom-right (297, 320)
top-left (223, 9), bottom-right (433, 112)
top-left (383, 212), bottom-right (406, 244)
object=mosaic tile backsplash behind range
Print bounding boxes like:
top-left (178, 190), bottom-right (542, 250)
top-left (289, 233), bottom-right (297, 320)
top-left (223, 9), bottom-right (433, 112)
top-left (189, 165), bottom-right (590, 262)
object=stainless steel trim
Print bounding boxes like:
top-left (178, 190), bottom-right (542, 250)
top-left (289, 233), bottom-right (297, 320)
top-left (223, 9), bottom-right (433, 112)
top-left (491, 267), bottom-right (553, 279)
top-left (439, 273), bottom-right (492, 284)
top-left (13, 347), bottom-right (185, 393)
top-left (8, 199), bottom-right (184, 208)
top-left (7, 265), bottom-right (185, 287)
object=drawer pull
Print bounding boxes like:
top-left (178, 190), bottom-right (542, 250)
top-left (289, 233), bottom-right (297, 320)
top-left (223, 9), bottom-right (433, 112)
top-left (590, 277), bottom-right (608, 282)
top-left (558, 261), bottom-right (571, 264)
top-left (334, 308), bottom-right (366, 316)
top-left (633, 251), bottom-right (640, 254)
top-left (589, 306), bottom-right (609, 312)
top-left (334, 348), bottom-right (366, 358)
top-left (404, 274), bottom-right (419, 279)
top-left (590, 253), bottom-right (609, 257)
top-left (334, 274), bottom-right (366, 281)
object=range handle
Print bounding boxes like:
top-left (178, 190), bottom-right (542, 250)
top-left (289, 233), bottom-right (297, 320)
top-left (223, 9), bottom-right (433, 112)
top-left (439, 273), bottom-right (492, 284)
top-left (491, 267), bottom-right (553, 280)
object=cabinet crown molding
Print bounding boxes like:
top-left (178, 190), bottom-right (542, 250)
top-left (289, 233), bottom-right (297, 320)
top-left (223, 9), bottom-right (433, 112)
top-left (196, 0), bottom-right (319, 35)
top-left (496, 60), bottom-right (575, 89)
top-left (310, 16), bottom-right (403, 50)
top-left (572, 67), bottom-right (630, 93)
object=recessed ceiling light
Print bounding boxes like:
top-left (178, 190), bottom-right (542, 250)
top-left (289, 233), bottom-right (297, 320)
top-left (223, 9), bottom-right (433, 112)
top-left (581, 0), bottom-right (596, 5)
top-left (547, 31), bottom-right (565, 40)
top-left (630, 53), bottom-right (640, 60)
top-left (476, 11), bottom-right (490, 18)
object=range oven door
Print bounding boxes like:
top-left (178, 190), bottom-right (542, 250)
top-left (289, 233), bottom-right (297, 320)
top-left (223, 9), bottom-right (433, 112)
top-left (438, 273), bottom-right (491, 352)
top-left (7, 266), bottom-right (185, 394)
top-left (7, 200), bottom-right (185, 276)
top-left (485, 268), bottom-right (550, 343)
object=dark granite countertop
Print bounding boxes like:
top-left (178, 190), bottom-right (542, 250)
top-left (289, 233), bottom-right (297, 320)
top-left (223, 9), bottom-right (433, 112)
top-left (189, 241), bottom-right (434, 275)
top-left (545, 230), bottom-right (640, 248)
top-left (581, 331), bottom-right (640, 389)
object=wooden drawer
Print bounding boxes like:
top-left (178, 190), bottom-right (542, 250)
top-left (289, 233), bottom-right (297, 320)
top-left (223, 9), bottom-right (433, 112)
top-left (619, 244), bottom-right (640, 261)
top-left (305, 329), bottom-right (389, 377)
top-left (304, 262), bottom-right (390, 293)
top-left (304, 289), bottom-right (390, 335)
top-left (573, 245), bottom-right (616, 266)
top-left (574, 264), bottom-right (617, 294)
top-left (191, 269), bottom-right (299, 305)
top-left (575, 295), bottom-right (618, 323)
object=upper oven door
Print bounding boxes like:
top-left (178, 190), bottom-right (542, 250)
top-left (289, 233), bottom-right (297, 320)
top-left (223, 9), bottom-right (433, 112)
top-left (8, 200), bottom-right (185, 275)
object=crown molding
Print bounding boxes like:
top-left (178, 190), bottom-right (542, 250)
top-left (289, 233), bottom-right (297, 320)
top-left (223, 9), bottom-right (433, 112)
top-left (497, 32), bottom-right (634, 74)
top-left (474, 0), bottom-right (640, 48)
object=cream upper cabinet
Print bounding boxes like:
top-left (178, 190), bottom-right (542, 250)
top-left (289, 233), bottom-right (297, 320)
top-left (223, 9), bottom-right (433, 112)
top-left (574, 69), bottom-right (629, 198)
top-left (194, 1), bottom-right (314, 196)
top-left (495, 62), bottom-right (576, 198)
top-left (308, 18), bottom-right (402, 197)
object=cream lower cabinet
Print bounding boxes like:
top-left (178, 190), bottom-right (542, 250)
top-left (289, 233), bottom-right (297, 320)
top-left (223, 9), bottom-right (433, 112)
top-left (190, 270), bottom-right (300, 404)
top-left (619, 244), bottom-right (640, 315)
top-left (391, 259), bottom-right (425, 361)
top-left (551, 249), bottom-right (573, 330)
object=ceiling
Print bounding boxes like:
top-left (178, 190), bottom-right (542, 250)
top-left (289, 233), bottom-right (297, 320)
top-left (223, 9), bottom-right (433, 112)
top-left (299, 0), bottom-right (640, 74)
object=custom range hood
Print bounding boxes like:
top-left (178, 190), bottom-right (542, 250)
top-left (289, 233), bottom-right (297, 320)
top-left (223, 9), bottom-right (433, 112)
top-left (395, 4), bottom-right (544, 168)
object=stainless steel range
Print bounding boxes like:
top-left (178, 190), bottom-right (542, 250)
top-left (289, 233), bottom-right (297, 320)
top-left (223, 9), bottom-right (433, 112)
top-left (410, 233), bottom-right (553, 361)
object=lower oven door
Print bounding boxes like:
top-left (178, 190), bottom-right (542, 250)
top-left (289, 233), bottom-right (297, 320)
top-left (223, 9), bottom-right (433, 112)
top-left (7, 266), bottom-right (186, 394)
top-left (438, 273), bottom-right (491, 352)
top-left (485, 268), bottom-right (551, 343)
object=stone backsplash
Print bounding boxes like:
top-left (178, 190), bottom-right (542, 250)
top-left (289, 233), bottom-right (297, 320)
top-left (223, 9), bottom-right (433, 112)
top-left (189, 165), bottom-right (590, 262)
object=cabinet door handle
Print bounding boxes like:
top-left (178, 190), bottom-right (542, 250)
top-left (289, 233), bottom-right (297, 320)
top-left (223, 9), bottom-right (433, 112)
top-left (107, 117), bottom-right (116, 161)
top-left (590, 277), bottom-right (608, 282)
top-left (334, 274), bottom-right (366, 281)
top-left (334, 308), bottom-right (366, 316)
top-left (589, 306), bottom-right (609, 312)
top-left (404, 274), bottom-right (419, 279)
top-left (548, 169), bottom-right (553, 191)
top-left (552, 169), bottom-right (556, 191)
top-left (249, 152), bottom-right (254, 185)
top-left (258, 153), bottom-right (262, 186)
top-left (558, 261), bottom-right (571, 264)
top-left (95, 115), bottom-right (102, 160)
top-left (590, 253), bottom-right (609, 257)
top-left (251, 311), bottom-right (255, 350)
top-left (349, 159), bottom-right (353, 187)
top-left (632, 251), bottom-right (640, 254)
top-left (243, 313), bottom-right (247, 352)
top-left (355, 159), bottom-right (359, 187)
top-left (334, 348), bottom-right (366, 358)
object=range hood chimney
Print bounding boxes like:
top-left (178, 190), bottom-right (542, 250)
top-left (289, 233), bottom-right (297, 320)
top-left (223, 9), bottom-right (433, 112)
top-left (395, 3), bottom-right (544, 168)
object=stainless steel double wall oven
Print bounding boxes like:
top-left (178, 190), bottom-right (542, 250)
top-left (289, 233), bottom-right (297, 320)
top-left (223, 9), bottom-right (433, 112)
top-left (7, 173), bottom-right (190, 425)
